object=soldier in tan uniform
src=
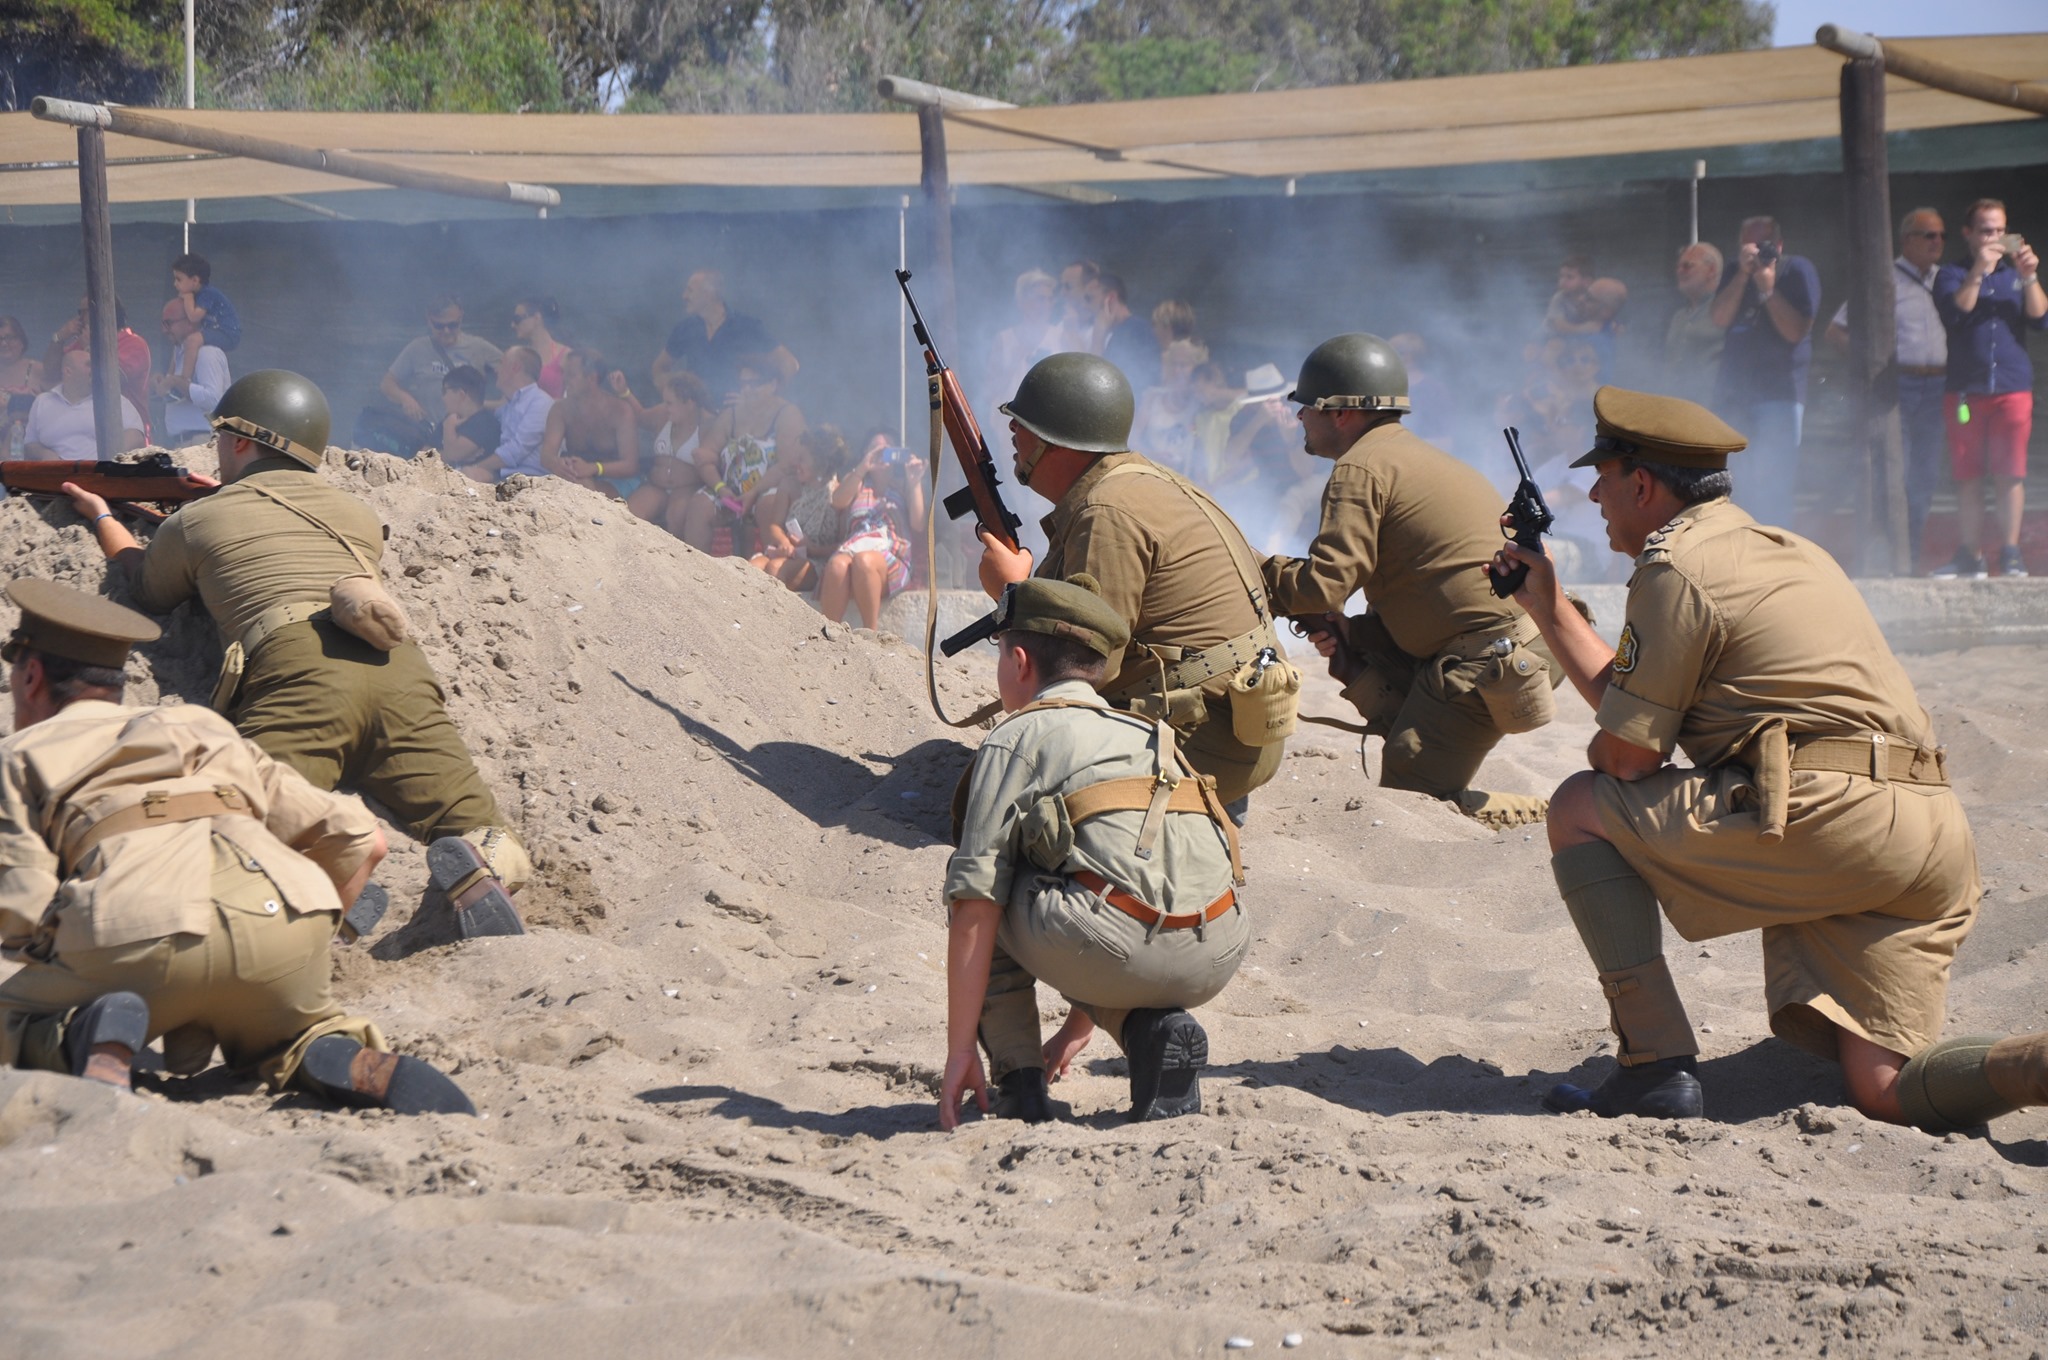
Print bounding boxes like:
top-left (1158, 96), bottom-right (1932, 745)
top-left (977, 353), bottom-right (1290, 811)
top-left (1263, 334), bottom-right (1558, 826)
top-left (0, 579), bottom-right (472, 1112)
top-left (61, 370), bottom-right (526, 938)
top-left (1495, 386), bottom-right (2048, 1131)
top-left (941, 575), bottom-right (1248, 1129)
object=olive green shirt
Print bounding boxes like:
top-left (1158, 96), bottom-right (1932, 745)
top-left (1037, 453), bottom-right (1280, 803)
top-left (1261, 421), bottom-right (1519, 659)
top-left (134, 460), bottom-right (387, 646)
top-left (0, 700), bottom-right (381, 953)
top-left (1597, 497), bottom-right (1935, 766)
top-left (945, 681), bottom-right (1235, 913)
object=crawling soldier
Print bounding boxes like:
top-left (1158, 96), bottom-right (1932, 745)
top-left (940, 574), bottom-right (1249, 1129)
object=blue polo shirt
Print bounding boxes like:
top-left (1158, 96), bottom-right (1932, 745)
top-left (1935, 261), bottom-right (2047, 395)
top-left (1713, 253), bottom-right (1821, 410)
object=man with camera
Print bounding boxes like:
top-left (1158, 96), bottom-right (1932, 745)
top-left (1933, 198), bottom-right (2047, 579)
top-left (1709, 216), bottom-right (1819, 530)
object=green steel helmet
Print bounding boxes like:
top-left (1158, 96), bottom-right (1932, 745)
top-left (1289, 333), bottom-right (1411, 413)
top-left (999, 352), bottom-right (1133, 455)
top-left (210, 369), bottom-right (331, 468)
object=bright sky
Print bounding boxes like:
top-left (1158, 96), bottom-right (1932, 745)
top-left (1772, 0), bottom-right (2047, 46)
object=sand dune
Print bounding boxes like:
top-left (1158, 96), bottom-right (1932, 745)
top-left (0, 452), bottom-right (2042, 1357)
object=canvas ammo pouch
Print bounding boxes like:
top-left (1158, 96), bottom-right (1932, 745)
top-left (1444, 618), bottom-right (1552, 736)
top-left (242, 482), bottom-right (411, 651)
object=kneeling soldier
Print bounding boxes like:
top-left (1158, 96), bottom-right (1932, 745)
top-left (940, 575), bottom-right (1249, 1129)
top-left (0, 578), bottom-right (472, 1113)
top-left (1496, 388), bottom-right (2048, 1131)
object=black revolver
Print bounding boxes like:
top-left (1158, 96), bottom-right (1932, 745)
top-left (1489, 426), bottom-right (1554, 599)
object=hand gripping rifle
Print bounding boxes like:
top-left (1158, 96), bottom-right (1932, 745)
top-left (1, 453), bottom-right (217, 525)
top-left (1488, 426), bottom-right (1554, 599)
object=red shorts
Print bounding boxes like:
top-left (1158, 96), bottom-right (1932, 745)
top-left (1946, 390), bottom-right (2033, 481)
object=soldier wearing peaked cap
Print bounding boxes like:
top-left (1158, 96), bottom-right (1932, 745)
top-left (1489, 386), bottom-right (2048, 1132)
top-left (977, 352), bottom-right (1291, 812)
top-left (940, 573), bottom-right (1250, 1130)
top-left (60, 370), bottom-right (527, 939)
top-left (0, 578), bottom-right (471, 1112)
top-left (1262, 334), bottom-right (1563, 828)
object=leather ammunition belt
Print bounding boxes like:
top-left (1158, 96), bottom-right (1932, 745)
top-left (1789, 732), bottom-right (1948, 786)
top-left (1072, 868), bottom-right (1236, 931)
top-left (61, 786), bottom-right (254, 875)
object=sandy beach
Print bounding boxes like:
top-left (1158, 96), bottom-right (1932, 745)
top-left (0, 451), bottom-right (2042, 1359)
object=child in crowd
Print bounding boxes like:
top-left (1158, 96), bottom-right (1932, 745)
top-left (438, 366), bottom-right (500, 470)
top-left (170, 252), bottom-right (241, 385)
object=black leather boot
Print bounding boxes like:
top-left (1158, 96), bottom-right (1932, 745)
top-left (1123, 1008), bottom-right (1207, 1122)
top-left (992, 1067), bottom-right (1057, 1123)
top-left (1544, 1055), bottom-right (1702, 1119)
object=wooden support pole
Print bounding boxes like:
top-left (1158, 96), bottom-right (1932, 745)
top-left (31, 97), bottom-right (561, 208)
top-left (916, 104), bottom-right (959, 357)
top-left (76, 126), bottom-right (122, 459)
top-left (1840, 56), bottom-right (1910, 575)
top-left (1818, 25), bottom-right (2048, 115)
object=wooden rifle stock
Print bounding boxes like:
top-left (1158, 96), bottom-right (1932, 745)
top-left (1, 455), bottom-right (217, 524)
top-left (896, 269), bottom-right (1024, 553)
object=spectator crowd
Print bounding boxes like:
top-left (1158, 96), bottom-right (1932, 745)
top-left (3, 204), bottom-right (2042, 588)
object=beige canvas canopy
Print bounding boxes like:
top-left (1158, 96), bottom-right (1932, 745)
top-left (1, 34), bottom-right (2043, 208)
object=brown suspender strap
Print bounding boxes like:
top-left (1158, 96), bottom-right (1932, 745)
top-left (62, 786), bottom-right (253, 874)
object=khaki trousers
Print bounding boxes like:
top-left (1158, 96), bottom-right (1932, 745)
top-left (236, 619), bottom-right (507, 845)
top-left (979, 870), bottom-right (1249, 1077)
top-left (1340, 614), bottom-right (1553, 800)
top-left (0, 838), bottom-right (384, 1088)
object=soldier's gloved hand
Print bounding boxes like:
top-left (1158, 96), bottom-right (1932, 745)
top-left (976, 528), bottom-right (1033, 599)
top-left (939, 1047), bottom-right (989, 1131)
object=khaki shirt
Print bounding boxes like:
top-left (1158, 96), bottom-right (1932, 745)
top-left (1597, 498), bottom-right (1935, 765)
top-left (0, 700), bottom-right (380, 953)
top-left (1038, 453), bottom-right (1266, 695)
top-left (946, 680), bottom-right (1234, 913)
top-left (135, 460), bottom-right (386, 646)
top-left (1261, 421), bottom-right (1518, 659)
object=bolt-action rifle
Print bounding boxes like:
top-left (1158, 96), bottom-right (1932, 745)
top-left (1488, 426), bottom-right (1554, 599)
top-left (1, 453), bottom-right (217, 524)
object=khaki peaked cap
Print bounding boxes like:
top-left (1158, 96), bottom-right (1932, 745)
top-left (4, 578), bottom-right (160, 668)
top-left (1570, 386), bottom-right (1748, 470)
top-left (997, 573), bottom-right (1130, 658)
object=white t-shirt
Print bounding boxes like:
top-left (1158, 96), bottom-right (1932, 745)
top-left (23, 388), bottom-right (145, 457)
top-left (163, 345), bottom-right (231, 442)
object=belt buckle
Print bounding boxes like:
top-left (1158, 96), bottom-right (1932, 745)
top-left (141, 790), bottom-right (170, 819)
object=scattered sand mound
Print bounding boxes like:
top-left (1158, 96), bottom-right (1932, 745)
top-left (0, 451), bottom-right (2043, 1357)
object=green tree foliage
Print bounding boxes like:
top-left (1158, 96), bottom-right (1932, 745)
top-left (3, 0), bottom-right (1774, 115)
top-left (0, 0), bottom-right (184, 110)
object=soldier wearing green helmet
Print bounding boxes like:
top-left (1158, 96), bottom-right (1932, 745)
top-left (979, 352), bottom-right (1290, 809)
top-left (1262, 334), bottom-right (1562, 827)
top-left (62, 370), bottom-right (530, 940)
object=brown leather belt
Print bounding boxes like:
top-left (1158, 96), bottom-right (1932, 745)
top-left (1072, 869), bottom-right (1236, 930)
top-left (62, 786), bottom-right (253, 874)
top-left (1900, 364), bottom-right (1948, 378)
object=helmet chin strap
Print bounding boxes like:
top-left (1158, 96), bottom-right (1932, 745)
top-left (1015, 431), bottom-right (1052, 487)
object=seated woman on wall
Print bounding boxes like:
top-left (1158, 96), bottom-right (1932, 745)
top-left (750, 425), bottom-right (847, 592)
top-left (680, 352), bottom-right (806, 557)
top-left (818, 429), bottom-right (926, 631)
